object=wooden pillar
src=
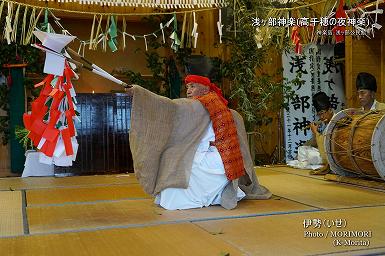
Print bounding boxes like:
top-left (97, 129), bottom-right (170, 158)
top-left (344, 34), bottom-right (382, 108)
top-left (344, 34), bottom-right (354, 108)
top-left (381, 23), bottom-right (385, 103)
top-left (3, 64), bottom-right (28, 174)
top-left (0, 144), bottom-right (11, 177)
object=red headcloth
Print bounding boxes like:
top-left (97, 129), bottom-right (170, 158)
top-left (185, 75), bottom-right (228, 106)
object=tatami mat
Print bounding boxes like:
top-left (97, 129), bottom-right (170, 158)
top-left (2, 165), bottom-right (385, 255)
top-left (27, 198), bottom-right (316, 234)
top-left (256, 168), bottom-right (385, 209)
top-left (0, 223), bottom-right (243, 256)
top-left (0, 174), bottom-right (138, 191)
top-left (325, 173), bottom-right (385, 191)
top-left (256, 165), bottom-right (325, 180)
top-left (0, 191), bottom-right (24, 237)
top-left (196, 206), bottom-right (385, 256)
top-left (26, 184), bottom-right (150, 206)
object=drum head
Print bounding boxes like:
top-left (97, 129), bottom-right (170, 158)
top-left (371, 113), bottom-right (385, 180)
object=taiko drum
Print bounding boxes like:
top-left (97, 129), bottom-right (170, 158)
top-left (324, 109), bottom-right (385, 180)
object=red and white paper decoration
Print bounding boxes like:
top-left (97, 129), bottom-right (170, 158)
top-left (23, 63), bottom-right (79, 166)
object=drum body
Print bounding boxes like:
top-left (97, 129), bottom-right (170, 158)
top-left (324, 108), bottom-right (385, 180)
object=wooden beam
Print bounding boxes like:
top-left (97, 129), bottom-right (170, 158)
top-left (14, 0), bottom-right (165, 21)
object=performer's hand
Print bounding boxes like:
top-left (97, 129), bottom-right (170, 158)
top-left (124, 86), bottom-right (134, 96)
top-left (310, 122), bottom-right (319, 135)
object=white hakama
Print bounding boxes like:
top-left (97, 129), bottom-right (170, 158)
top-left (155, 123), bottom-right (246, 210)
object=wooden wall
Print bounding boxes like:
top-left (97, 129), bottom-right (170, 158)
top-left (0, 144), bottom-right (12, 177)
top-left (255, 49), bottom-right (284, 162)
top-left (345, 15), bottom-right (385, 107)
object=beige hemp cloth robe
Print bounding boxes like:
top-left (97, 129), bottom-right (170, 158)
top-left (129, 85), bottom-right (272, 209)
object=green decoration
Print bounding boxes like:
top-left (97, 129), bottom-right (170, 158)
top-left (108, 16), bottom-right (118, 52)
top-left (221, 0), bottom-right (297, 128)
top-left (170, 13), bottom-right (180, 52)
top-left (8, 66), bottom-right (26, 173)
top-left (40, 8), bottom-right (53, 33)
top-left (14, 125), bottom-right (33, 151)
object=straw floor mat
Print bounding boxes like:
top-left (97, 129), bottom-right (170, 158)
top-left (27, 197), bottom-right (315, 234)
top-left (0, 191), bottom-right (24, 237)
top-left (0, 223), bottom-right (243, 256)
top-left (26, 184), bottom-right (150, 206)
top-left (256, 167), bottom-right (385, 209)
top-left (0, 174), bottom-right (138, 191)
top-left (196, 206), bottom-right (385, 256)
top-left (256, 165), bottom-right (325, 180)
top-left (1, 165), bottom-right (385, 255)
top-left (325, 174), bottom-right (385, 191)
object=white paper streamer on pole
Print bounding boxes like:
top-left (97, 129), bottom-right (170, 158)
top-left (160, 22), bottom-right (165, 43)
top-left (144, 35), bottom-right (148, 51)
top-left (191, 11), bottom-right (197, 36)
top-left (165, 16), bottom-right (175, 27)
top-left (191, 11), bottom-right (198, 48)
top-left (123, 16), bottom-right (127, 50)
top-left (91, 68), bottom-right (125, 85)
top-left (216, 8), bottom-right (223, 43)
top-left (5, 2), bottom-right (13, 44)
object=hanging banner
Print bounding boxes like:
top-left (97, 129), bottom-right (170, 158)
top-left (282, 44), bottom-right (346, 161)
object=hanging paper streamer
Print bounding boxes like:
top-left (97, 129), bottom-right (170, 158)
top-left (108, 16), bottom-right (118, 52)
top-left (89, 14), bottom-right (96, 50)
top-left (1, 0), bottom-right (227, 56)
top-left (180, 12), bottom-right (187, 48)
top-left (216, 8), bottom-right (223, 44)
top-left (41, 8), bottom-right (52, 33)
top-left (20, 6), bottom-right (28, 45)
top-left (24, 63), bottom-right (79, 166)
top-left (4, 2), bottom-right (13, 44)
top-left (254, 27), bottom-right (263, 49)
top-left (144, 35), bottom-right (148, 51)
top-left (122, 17), bottom-right (127, 50)
top-left (291, 26), bottom-right (302, 55)
top-left (369, 0), bottom-right (383, 35)
top-left (92, 15), bottom-right (104, 50)
top-left (332, 0), bottom-right (347, 43)
top-left (25, 8), bottom-right (43, 45)
top-left (191, 11), bottom-right (199, 48)
top-left (169, 13), bottom-right (181, 52)
top-left (0, 2), bottom-right (4, 23)
top-left (165, 16), bottom-right (175, 27)
top-left (353, 0), bottom-right (383, 38)
top-left (160, 22), bottom-right (166, 43)
top-left (11, 4), bottom-right (20, 43)
top-left (24, 31), bottom-right (79, 166)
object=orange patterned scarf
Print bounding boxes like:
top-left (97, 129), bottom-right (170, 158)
top-left (195, 92), bottom-right (246, 180)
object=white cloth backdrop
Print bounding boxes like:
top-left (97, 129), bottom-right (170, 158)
top-left (282, 44), bottom-right (346, 161)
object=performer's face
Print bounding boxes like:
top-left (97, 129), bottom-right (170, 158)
top-left (186, 83), bottom-right (209, 98)
top-left (317, 109), bottom-right (333, 124)
top-left (357, 89), bottom-right (375, 110)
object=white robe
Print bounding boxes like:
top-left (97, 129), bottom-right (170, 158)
top-left (155, 123), bottom-right (246, 210)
